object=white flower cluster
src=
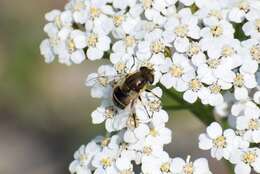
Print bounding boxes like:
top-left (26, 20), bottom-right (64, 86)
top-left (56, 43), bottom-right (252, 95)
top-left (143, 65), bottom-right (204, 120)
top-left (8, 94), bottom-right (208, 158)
top-left (40, 0), bottom-right (260, 173)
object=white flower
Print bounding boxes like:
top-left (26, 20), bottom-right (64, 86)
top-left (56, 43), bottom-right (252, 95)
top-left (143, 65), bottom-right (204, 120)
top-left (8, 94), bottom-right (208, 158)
top-left (137, 28), bottom-right (169, 65)
top-left (85, 65), bottom-right (117, 98)
top-left (199, 122), bottom-right (240, 160)
top-left (44, 10), bottom-right (73, 38)
top-left (84, 32), bottom-right (111, 60)
top-left (140, 0), bottom-right (176, 25)
top-left (197, 56), bottom-right (235, 88)
top-left (171, 156), bottom-right (212, 174)
top-left (142, 152), bottom-right (172, 174)
top-left (242, 39), bottom-right (260, 65)
top-left (91, 100), bottom-right (129, 132)
top-left (200, 20), bottom-right (234, 52)
top-left (40, 39), bottom-right (56, 63)
top-left (163, 8), bottom-right (200, 53)
top-left (69, 141), bottom-right (101, 174)
top-left (228, 0), bottom-right (260, 23)
top-left (230, 148), bottom-right (260, 174)
top-left (183, 78), bottom-right (207, 104)
top-left (57, 29), bottom-right (87, 64)
top-left (65, 0), bottom-right (88, 24)
top-left (243, 18), bottom-right (260, 39)
top-left (186, 41), bottom-right (206, 67)
top-left (206, 38), bottom-right (243, 69)
top-left (92, 148), bottom-right (119, 173)
top-left (236, 106), bottom-right (260, 143)
top-left (115, 156), bottom-right (134, 174)
top-left (232, 69), bottom-right (257, 101)
top-left (160, 53), bottom-right (195, 92)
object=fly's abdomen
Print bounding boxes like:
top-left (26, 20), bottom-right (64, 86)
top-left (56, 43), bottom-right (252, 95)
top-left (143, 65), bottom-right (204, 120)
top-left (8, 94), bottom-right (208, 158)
top-left (113, 86), bottom-right (132, 109)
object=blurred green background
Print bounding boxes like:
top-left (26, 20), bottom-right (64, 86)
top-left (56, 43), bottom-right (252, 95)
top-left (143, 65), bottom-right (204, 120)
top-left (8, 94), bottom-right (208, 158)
top-left (0, 0), bottom-right (229, 173)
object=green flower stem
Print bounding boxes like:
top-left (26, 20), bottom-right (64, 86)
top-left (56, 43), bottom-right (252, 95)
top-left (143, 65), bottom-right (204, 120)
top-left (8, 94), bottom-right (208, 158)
top-left (159, 84), bottom-right (215, 125)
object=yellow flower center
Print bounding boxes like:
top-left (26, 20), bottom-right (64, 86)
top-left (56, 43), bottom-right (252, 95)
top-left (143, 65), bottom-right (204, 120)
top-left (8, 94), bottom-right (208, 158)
top-left (243, 151), bottom-right (257, 164)
top-left (105, 106), bottom-right (116, 119)
top-left (248, 119), bottom-right (259, 130)
top-left (160, 162), bottom-right (171, 173)
top-left (79, 154), bottom-right (88, 162)
top-left (142, 0), bottom-right (153, 9)
top-left (113, 15), bottom-right (124, 27)
top-left (115, 63), bottom-right (126, 74)
top-left (101, 157), bottom-right (112, 168)
top-left (87, 34), bottom-right (98, 47)
top-left (213, 136), bottom-right (226, 148)
top-left (183, 163), bottom-right (193, 174)
top-left (143, 146), bottom-right (153, 155)
top-left (210, 84), bottom-right (221, 94)
top-left (90, 7), bottom-right (101, 18)
top-left (234, 74), bottom-right (244, 87)
top-left (207, 58), bottom-right (220, 69)
top-left (239, 2), bottom-right (250, 13)
top-left (211, 25), bottom-right (223, 37)
top-left (151, 40), bottom-right (165, 54)
top-left (188, 42), bottom-right (200, 57)
top-left (125, 36), bottom-right (136, 47)
top-left (175, 25), bottom-right (189, 37)
top-left (101, 138), bottom-right (110, 147)
top-left (148, 100), bottom-right (161, 112)
top-left (250, 45), bottom-right (260, 62)
top-left (150, 128), bottom-right (159, 137)
top-left (67, 38), bottom-right (76, 53)
top-left (222, 46), bottom-right (235, 57)
top-left (170, 65), bottom-right (184, 78)
top-left (97, 76), bottom-right (109, 86)
top-left (208, 10), bottom-right (223, 20)
top-left (189, 79), bottom-right (202, 92)
top-left (255, 19), bottom-right (260, 32)
top-left (73, 1), bottom-right (85, 11)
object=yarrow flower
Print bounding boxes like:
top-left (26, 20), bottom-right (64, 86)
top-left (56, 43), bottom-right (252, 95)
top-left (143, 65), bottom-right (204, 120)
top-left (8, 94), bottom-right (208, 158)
top-left (40, 0), bottom-right (260, 174)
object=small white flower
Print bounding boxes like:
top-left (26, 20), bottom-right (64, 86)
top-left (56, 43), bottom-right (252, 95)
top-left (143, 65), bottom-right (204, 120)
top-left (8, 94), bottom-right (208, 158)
top-left (200, 20), bottom-right (234, 52)
top-left (171, 156), bottom-right (212, 174)
top-left (92, 148), bottom-right (119, 173)
top-left (236, 106), bottom-right (260, 143)
top-left (91, 100), bottom-right (129, 132)
top-left (69, 141), bottom-right (101, 174)
top-left (142, 152), bottom-right (172, 174)
top-left (243, 18), bottom-right (260, 39)
top-left (199, 122), bottom-right (240, 160)
top-left (160, 53), bottom-right (195, 92)
top-left (57, 29), bottom-right (87, 64)
top-left (163, 8), bottom-right (200, 53)
top-left (40, 39), bottom-right (56, 63)
top-left (84, 32), bottom-right (111, 60)
top-left (85, 65), bottom-right (117, 98)
top-left (230, 148), bottom-right (260, 174)
top-left (44, 10), bottom-right (73, 38)
top-left (183, 78), bottom-right (207, 104)
top-left (140, 0), bottom-right (176, 25)
top-left (228, 0), bottom-right (260, 23)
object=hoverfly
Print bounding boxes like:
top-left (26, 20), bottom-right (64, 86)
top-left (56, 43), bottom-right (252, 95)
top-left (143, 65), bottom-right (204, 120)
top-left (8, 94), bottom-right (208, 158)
top-left (86, 64), bottom-right (160, 127)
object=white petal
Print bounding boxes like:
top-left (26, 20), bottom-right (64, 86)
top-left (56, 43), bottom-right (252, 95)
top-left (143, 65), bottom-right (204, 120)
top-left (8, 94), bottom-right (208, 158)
top-left (235, 163), bottom-right (251, 174)
top-left (87, 47), bottom-right (104, 60)
top-left (207, 122), bottom-right (223, 139)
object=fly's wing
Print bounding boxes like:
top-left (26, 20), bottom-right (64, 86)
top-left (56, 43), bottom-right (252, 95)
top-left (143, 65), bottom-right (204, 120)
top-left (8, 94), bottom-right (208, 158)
top-left (85, 73), bottom-right (126, 87)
